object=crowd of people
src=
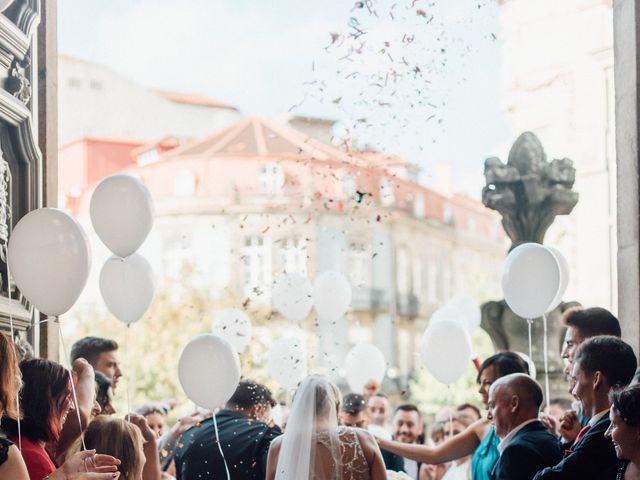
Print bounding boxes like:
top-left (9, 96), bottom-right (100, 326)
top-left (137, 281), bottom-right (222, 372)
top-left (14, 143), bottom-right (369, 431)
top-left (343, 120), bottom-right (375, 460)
top-left (0, 306), bottom-right (639, 479)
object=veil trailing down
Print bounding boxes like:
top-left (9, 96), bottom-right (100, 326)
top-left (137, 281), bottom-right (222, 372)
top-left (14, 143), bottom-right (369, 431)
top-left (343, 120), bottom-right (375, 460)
top-left (275, 375), bottom-right (344, 479)
top-left (269, 375), bottom-right (386, 480)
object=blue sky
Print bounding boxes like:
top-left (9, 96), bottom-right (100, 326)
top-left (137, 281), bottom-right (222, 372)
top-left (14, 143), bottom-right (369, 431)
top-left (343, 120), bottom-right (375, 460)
top-left (58, 0), bottom-right (512, 196)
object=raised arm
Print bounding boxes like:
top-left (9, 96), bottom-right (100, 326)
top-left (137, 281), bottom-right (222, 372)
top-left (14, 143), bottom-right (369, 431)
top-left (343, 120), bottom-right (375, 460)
top-left (376, 418), bottom-right (487, 464)
top-left (56, 359), bottom-right (96, 459)
top-left (128, 414), bottom-right (162, 480)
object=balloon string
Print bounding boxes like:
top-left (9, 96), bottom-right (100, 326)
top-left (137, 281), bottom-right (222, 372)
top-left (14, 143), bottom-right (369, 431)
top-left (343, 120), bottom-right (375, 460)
top-left (126, 323), bottom-right (132, 423)
top-left (448, 402), bottom-right (453, 439)
top-left (527, 319), bottom-right (533, 362)
top-left (542, 314), bottom-right (550, 411)
top-left (57, 317), bottom-right (88, 451)
top-left (6, 251), bottom-right (21, 452)
top-left (213, 413), bottom-right (231, 480)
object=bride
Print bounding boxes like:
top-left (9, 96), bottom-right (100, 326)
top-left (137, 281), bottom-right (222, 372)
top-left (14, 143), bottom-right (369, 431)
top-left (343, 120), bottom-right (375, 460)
top-left (266, 375), bottom-right (387, 480)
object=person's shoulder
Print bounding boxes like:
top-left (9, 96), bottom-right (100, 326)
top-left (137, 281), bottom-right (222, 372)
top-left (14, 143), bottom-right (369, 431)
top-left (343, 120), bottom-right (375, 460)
top-left (350, 427), bottom-right (377, 450)
top-left (470, 418), bottom-right (491, 438)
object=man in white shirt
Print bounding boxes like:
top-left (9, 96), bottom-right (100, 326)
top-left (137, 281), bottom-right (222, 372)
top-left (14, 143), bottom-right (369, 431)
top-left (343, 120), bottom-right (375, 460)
top-left (488, 374), bottom-right (562, 479)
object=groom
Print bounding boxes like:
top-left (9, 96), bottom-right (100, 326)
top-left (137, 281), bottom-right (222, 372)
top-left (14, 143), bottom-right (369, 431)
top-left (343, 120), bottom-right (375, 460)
top-left (174, 380), bottom-right (282, 480)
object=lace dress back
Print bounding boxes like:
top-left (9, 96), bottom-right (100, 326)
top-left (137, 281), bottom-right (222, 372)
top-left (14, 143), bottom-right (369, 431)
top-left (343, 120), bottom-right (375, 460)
top-left (312, 427), bottom-right (370, 480)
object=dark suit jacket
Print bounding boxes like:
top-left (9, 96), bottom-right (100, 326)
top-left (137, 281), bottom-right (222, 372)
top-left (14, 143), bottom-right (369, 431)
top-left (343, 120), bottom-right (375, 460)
top-left (174, 409), bottom-right (282, 480)
top-left (491, 421), bottom-right (562, 480)
top-left (533, 415), bottom-right (617, 479)
top-left (381, 448), bottom-right (406, 473)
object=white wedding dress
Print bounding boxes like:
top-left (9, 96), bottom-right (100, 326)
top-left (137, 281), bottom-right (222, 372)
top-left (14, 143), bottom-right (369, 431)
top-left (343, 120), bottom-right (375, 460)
top-left (275, 376), bottom-right (372, 480)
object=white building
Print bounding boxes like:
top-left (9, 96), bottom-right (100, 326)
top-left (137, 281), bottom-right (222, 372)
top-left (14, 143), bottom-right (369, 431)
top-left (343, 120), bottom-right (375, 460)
top-left (58, 55), bottom-right (241, 146)
top-left (499, 0), bottom-right (616, 310)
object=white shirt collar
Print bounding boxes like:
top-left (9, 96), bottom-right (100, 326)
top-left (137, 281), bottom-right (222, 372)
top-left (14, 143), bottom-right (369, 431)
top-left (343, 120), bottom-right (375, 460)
top-left (588, 409), bottom-right (609, 428)
top-left (497, 418), bottom-right (539, 454)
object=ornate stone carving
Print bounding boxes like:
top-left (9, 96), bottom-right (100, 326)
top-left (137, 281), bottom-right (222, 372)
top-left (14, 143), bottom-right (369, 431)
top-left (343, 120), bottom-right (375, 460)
top-left (481, 132), bottom-right (580, 398)
top-left (6, 54), bottom-right (31, 103)
top-left (482, 132), bottom-right (579, 250)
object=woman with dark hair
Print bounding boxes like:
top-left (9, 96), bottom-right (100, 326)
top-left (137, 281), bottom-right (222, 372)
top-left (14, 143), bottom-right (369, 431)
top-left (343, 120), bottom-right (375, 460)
top-left (376, 351), bottom-right (529, 480)
top-left (605, 384), bottom-right (640, 479)
top-left (3, 358), bottom-right (74, 478)
top-left (95, 371), bottom-right (115, 416)
top-left (0, 333), bottom-right (120, 480)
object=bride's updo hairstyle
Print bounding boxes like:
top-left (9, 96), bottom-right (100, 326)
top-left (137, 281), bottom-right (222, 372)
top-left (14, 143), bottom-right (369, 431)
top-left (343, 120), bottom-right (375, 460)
top-left (312, 376), bottom-right (341, 419)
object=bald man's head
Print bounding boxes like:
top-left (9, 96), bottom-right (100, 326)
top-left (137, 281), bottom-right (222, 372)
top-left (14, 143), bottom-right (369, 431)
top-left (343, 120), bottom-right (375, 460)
top-left (488, 373), bottom-right (543, 438)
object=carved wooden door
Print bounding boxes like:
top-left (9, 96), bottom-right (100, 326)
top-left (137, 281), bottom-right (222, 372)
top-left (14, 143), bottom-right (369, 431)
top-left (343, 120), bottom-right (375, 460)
top-left (0, 0), bottom-right (56, 359)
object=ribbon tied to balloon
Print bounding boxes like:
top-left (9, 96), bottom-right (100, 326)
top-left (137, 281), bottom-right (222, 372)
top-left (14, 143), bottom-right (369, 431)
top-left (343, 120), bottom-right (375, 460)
top-left (501, 242), bottom-right (570, 409)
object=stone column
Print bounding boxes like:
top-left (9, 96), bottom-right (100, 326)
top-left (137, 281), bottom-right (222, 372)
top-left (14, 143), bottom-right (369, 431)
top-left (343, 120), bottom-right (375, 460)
top-left (37, 0), bottom-right (59, 360)
top-left (613, 0), bottom-right (640, 356)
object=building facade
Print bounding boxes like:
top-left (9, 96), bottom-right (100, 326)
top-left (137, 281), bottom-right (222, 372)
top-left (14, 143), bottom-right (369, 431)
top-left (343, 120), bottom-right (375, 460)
top-left (58, 55), bottom-right (242, 147)
top-left (499, 0), bottom-right (616, 310)
top-left (62, 116), bottom-right (506, 385)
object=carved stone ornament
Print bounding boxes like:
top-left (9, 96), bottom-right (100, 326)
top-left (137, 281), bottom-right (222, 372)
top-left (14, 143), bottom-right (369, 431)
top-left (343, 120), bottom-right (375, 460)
top-left (480, 132), bottom-right (580, 398)
top-left (6, 54), bottom-right (31, 104)
top-left (482, 132), bottom-right (579, 251)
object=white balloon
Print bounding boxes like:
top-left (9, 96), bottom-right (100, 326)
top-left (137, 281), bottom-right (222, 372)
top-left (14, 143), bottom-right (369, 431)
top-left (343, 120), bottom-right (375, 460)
top-left (313, 271), bottom-right (352, 320)
top-left (515, 351), bottom-right (537, 380)
top-left (8, 208), bottom-right (90, 316)
top-left (178, 334), bottom-right (240, 410)
top-left (211, 308), bottom-right (252, 353)
top-left (272, 273), bottom-right (313, 321)
top-left (501, 243), bottom-right (561, 319)
top-left (99, 254), bottom-right (154, 325)
top-left (267, 337), bottom-right (307, 390)
top-left (421, 320), bottom-right (472, 384)
top-left (447, 295), bottom-right (481, 334)
top-left (546, 246), bottom-right (570, 312)
top-left (344, 343), bottom-right (387, 393)
top-left (90, 174), bottom-right (154, 257)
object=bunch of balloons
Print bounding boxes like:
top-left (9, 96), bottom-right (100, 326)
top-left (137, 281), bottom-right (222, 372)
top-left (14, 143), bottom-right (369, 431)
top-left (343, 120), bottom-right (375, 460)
top-left (265, 270), bottom-right (353, 389)
top-left (91, 175), bottom-right (155, 325)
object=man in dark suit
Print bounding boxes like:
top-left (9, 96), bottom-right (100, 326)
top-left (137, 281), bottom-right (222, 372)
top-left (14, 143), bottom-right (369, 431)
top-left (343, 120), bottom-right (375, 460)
top-left (488, 373), bottom-right (562, 480)
top-left (534, 336), bottom-right (637, 479)
top-left (174, 380), bottom-right (282, 480)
